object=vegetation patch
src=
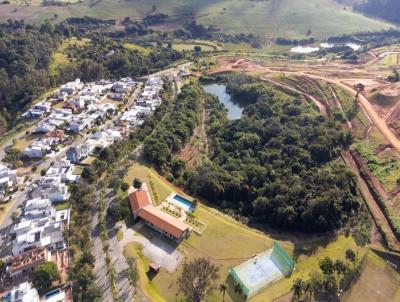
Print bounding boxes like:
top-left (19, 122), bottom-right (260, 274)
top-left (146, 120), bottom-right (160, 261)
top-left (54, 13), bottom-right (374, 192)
top-left (123, 43), bottom-right (151, 56)
top-left (369, 90), bottom-right (398, 106)
top-left (355, 142), bottom-right (400, 192)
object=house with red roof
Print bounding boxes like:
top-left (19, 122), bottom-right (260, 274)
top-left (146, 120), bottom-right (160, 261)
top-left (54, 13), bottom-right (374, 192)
top-left (129, 190), bottom-right (190, 243)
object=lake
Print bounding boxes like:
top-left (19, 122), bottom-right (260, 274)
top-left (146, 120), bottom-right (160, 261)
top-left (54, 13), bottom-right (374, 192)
top-left (202, 83), bottom-right (249, 120)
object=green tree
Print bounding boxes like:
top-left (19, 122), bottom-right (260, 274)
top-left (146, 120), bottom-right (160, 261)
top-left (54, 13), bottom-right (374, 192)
top-left (126, 256), bottom-right (139, 286)
top-left (319, 257), bottom-right (334, 275)
top-left (11, 211), bottom-right (19, 223)
top-left (178, 258), bottom-right (219, 302)
top-left (31, 262), bottom-right (60, 294)
top-left (121, 182), bottom-right (130, 192)
top-left (292, 278), bottom-right (303, 301)
top-left (345, 249), bottom-right (356, 263)
top-left (0, 259), bottom-right (6, 283)
top-left (133, 178), bottom-right (142, 189)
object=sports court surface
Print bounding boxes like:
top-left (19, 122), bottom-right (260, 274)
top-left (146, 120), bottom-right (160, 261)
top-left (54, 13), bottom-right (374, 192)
top-left (230, 243), bottom-right (294, 298)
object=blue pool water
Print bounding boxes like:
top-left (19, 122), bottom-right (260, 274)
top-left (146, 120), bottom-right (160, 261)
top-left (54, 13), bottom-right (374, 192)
top-left (171, 194), bottom-right (195, 212)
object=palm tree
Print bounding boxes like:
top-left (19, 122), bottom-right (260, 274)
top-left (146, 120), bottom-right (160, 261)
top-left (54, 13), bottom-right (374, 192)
top-left (219, 283), bottom-right (228, 302)
top-left (292, 278), bottom-right (303, 301)
top-left (302, 280), bottom-right (312, 301)
top-left (233, 283), bottom-right (244, 300)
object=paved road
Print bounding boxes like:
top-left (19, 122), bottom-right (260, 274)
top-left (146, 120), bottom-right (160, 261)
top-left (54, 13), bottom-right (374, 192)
top-left (107, 219), bottom-right (134, 302)
top-left (92, 190), bottom-right (114, 302)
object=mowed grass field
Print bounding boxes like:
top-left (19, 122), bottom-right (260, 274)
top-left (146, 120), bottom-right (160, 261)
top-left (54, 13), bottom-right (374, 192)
top-left (2, 0), bottom-right (392, 39)
top-left (343, 251), bottom-right (400, 302)
top-left (123, 160), bottom-right (366, 302)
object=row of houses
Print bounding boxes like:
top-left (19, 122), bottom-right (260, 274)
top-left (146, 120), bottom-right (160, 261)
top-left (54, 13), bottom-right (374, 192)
top-left (120, 77), bottom-right (163, 127)
top-left (0, 158), bottom-right (73, 301)
top-left (0, 77), bottom-right (146, 301)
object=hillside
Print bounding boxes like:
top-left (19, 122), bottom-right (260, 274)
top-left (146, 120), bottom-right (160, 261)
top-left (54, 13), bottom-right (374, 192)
top-left (354, 0), bottom-right (400, 24)
top-left (1, 0), bottom-right (393, 39)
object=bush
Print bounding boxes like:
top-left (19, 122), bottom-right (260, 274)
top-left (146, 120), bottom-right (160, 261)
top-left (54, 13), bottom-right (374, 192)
top-left (133, 178), bottom-right (142, 189)
top-left (31, 262), bottom-right (60, 295)
top-left (121, 182), bottom-right (129, 191)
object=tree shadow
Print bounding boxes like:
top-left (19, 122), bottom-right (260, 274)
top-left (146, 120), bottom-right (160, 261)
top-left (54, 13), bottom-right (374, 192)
top-left (292, 233), bottom-right (338, 261)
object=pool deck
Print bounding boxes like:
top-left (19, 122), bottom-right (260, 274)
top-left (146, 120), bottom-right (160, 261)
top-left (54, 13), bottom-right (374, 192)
top-left (166, 193), bottom-right (194, 212)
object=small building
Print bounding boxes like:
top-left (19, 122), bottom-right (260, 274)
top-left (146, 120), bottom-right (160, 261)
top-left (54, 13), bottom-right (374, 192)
top-left (0, 282), bottom-right (39, 302)
top-left (33, 122), bottom-right (56, 134)
top-left (129, 190), bottom-right (189, 243)
top-left (149, 262), bottom-right (160, 274)
top-left (24, 144), bottom-right (49, 159)
top-left (0, 164), bottom-right (18, 195)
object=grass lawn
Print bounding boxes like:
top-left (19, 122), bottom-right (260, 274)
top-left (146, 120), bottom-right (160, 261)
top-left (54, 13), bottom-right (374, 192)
top-left (122, 161), bottom-right (366, 302)
top-left (0, 199), bottom-right (13, 226)
top-left (124, 160), bottom-right (184, 202)
top-left (54, 201), bottom-right (70, 211)
top-left (50, 37), bottom-right (90, 74)
top-left (172, 43), bottom-right (215, 52)
top-left (14, 138), bottom-right (32, 151)
top-left (117, 229), bottom-right (124, 241)
top-left (343, 251), bottom-right (400, 302)
top-left (81, 155), bottom-right (97, 166)
top-left (376, 53), bottom-right (400, 67)
top-left (72, 165), bottom-right (83, 175)
top-left (123, 243), bottom-right (166, 302)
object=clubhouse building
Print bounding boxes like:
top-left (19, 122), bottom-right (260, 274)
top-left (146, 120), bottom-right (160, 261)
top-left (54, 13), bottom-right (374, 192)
top-left (129, 190), bottom-right (190, 243)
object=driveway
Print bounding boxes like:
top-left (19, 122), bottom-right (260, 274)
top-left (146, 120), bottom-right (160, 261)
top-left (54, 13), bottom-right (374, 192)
top-left (119, 222), bottom-right (184, 273)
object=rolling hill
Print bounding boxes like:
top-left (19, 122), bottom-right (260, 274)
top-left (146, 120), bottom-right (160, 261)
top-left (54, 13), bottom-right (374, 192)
top-left (1, 0), bottom-right (394, 39)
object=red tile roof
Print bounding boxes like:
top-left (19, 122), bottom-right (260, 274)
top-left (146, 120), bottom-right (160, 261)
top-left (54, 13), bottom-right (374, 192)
top-left (138, 205), bottom-right (189, 239)
top-left (129, 190), bottom-right (150, 214)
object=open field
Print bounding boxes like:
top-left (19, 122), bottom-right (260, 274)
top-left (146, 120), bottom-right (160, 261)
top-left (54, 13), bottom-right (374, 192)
top-left (122, 161), bottom-right (365, 302)
top-left (123, 43), bottom-right (151, 56)
top-left (376, 53), bottom-right (400, 67)
top-left (50, 37), bottom-right (90, 74)
top-left (1, 0), bottom-right (392, 38)
top-left (343, 251), bottom-right (400, 302)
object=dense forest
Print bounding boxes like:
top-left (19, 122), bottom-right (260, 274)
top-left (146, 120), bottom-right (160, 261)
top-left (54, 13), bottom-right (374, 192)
top-left (354, 0), bottom-right (400, 24)
top-left (0, 22), bottom-right (62, 134)
top-left (146, 75), bottom-right (361, 232)
top-left (0, 18), bottom-right (184, 134)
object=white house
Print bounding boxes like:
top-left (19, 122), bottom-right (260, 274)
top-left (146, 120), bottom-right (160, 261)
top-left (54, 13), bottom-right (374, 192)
top-left (66, 145), bottom-right (89, 164)
top-left (113, 82), bottom-right (131, 94)
top-left (32, 102), bottom-right (52, 114)
top-left (24, 143), bottom-right (49, 158)
top-left (33, 121), bottom-right (56, 134)
top-left (0, 282), bottom-right (39, 302)
top-left (45, 159), bottom-right (73, 183)
top-left (60, 79), bottom-right (83, 95)
top-left (30, 178), bottom-right (70, 203)
top-left (12, 202), bottom-right (67, 256)
top-left (0, 163), bottom-right (17, 195)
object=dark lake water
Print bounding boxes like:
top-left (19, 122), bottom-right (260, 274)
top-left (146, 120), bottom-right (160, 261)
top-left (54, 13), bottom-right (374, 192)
top-left (202, 83), bottom-right (248, 120)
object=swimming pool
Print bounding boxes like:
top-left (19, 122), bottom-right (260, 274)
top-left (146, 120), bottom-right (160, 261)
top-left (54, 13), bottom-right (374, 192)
top-left (169, 194), bottom-right (194, 212)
